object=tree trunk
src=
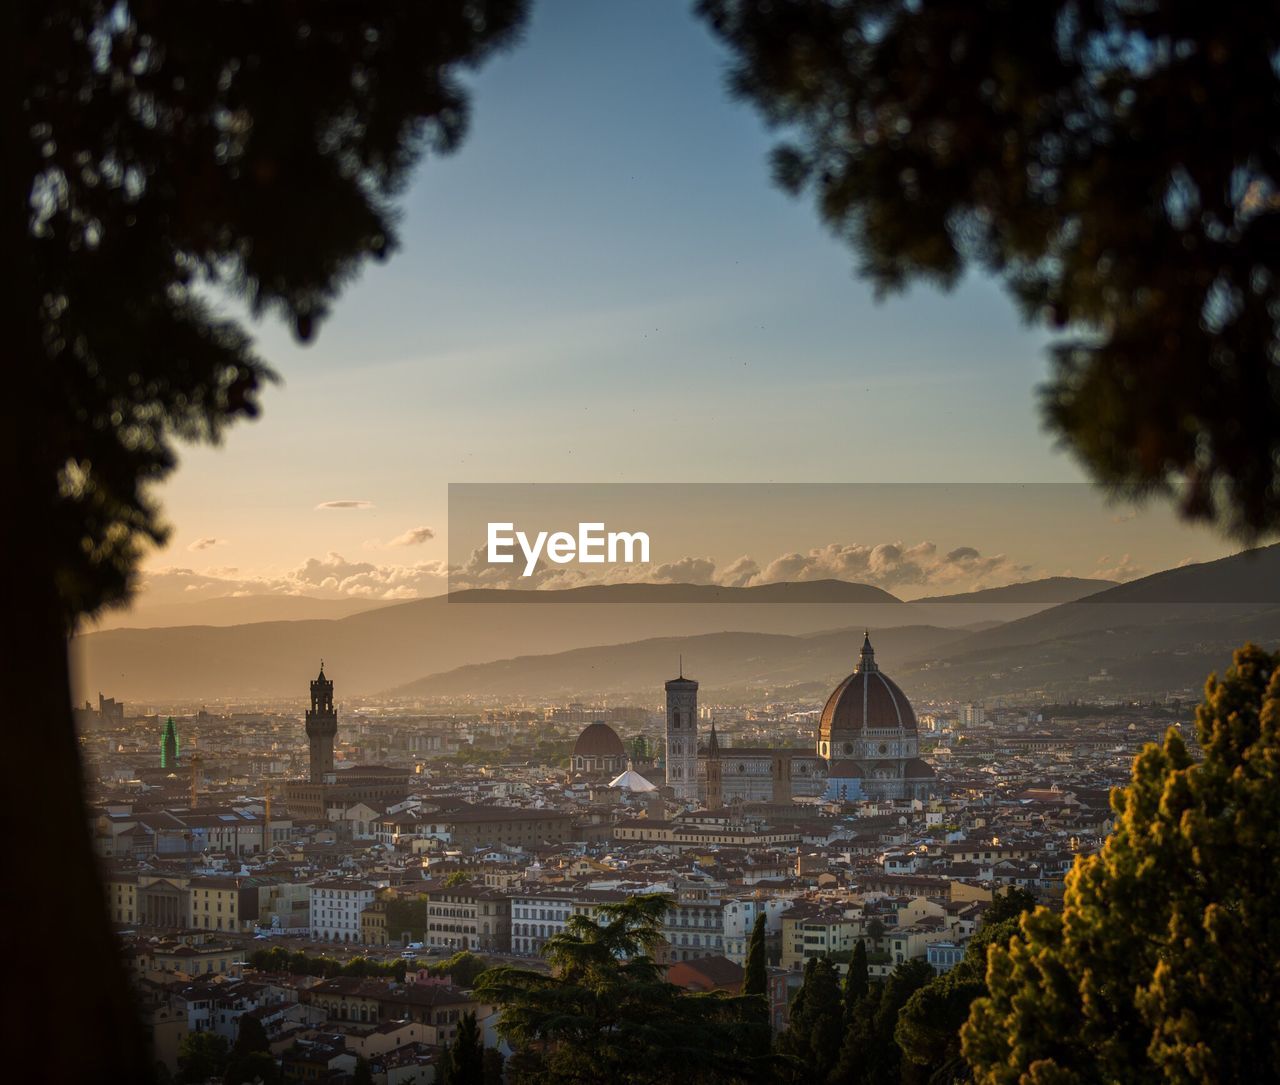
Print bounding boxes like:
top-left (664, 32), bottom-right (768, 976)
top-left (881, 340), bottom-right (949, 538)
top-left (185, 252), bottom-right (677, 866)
top-left (0, 471), bottom-right (156, 1083)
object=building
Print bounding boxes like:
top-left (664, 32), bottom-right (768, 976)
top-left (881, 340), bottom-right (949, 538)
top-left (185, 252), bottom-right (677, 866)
top-left (511, 889), bottom-right (575, 956)
top-left (423, 883), bottom-right (511, 953)
top-left (722, 897), bottom-right (794, 964)
top-left (283, 667), bottom-right (414, 819)
top-left (571, 721), bottom-right (627, 778)
top-left (665, 670), bottom-right (700, 801)
top-left (309, 879), bottom-right (377, 943)
top-left (820, 633), bottom-right (936, 801)
top-left (305, 663), bottom-right (337, 784)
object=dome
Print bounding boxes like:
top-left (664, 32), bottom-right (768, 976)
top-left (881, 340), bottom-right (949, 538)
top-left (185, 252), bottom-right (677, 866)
top-left (819, 633), bottom-right (917, 747)
top-left (574, 721), bottom-right (626, 759)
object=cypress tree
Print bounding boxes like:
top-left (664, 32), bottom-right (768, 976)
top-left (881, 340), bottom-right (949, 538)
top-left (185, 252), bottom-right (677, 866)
top-left (742, 913), bottom-right (768, 996)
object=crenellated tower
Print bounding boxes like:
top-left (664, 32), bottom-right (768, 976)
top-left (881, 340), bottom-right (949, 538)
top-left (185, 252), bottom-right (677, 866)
top-left (305, 663), bottom-right (337, 784)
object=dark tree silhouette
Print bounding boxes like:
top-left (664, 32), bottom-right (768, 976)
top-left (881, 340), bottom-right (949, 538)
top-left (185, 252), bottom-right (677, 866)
top-left (2, 3), bottom-right (525, 1081)
top-left (741, 913), bottom-right (768, 997)
top-left (701, 0), bottom-right (1280, 537)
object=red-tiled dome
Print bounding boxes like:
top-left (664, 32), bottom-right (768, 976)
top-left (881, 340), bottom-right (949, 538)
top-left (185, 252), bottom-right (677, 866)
top-left (819, 633), bottom-right (917, 746)
top-left (573, 721), bottom-right (626, 759)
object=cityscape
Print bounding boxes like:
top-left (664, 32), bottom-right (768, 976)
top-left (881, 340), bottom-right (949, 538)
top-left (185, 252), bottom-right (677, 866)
top-left (11, 0), bottom-right (1279, 1083)
top-left (80, 592), bottom-right (1222, 1082)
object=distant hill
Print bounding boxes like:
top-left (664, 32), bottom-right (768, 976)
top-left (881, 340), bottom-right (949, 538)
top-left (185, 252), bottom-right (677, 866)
top-left (83, 594), bottom-right (399, 631)
top-left (387, 624), bottom-right (972, 701)
top-left (901, 545), bottom-right (1280, 699)
top-left (68, 571), bottom-right (1192, 703)
top-left (72, 581), bottom-right (918, 702)
top-left (911, 576), bottom-right (1116, 606)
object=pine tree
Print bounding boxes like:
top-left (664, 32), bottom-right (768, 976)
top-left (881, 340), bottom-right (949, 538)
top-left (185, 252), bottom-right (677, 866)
top-left (962, 644), bottom-right (1280, 1082)
top-left (700, 0), bottom-right (1280, 537)
top-left (742, 913), bottom-right (768, 997)
top-left (476, 894), bottom-right (765, 1083)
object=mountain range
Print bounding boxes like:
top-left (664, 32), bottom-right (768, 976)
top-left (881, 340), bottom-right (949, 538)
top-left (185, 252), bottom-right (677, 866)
top-left (70, 549), bottom-right (1280, 704)
top-left (71, 576), bottom-right (1111, 702)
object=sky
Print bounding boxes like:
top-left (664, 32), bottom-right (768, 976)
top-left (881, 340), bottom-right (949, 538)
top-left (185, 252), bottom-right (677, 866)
top-left (132, 0), bottom-right (1237, 613)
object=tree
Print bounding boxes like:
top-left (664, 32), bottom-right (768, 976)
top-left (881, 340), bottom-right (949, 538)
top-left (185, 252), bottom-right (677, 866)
top-left (742, 913), bottom-right (768, 997)
top-left (894, 893), bottom-right (1037, 1083)
top-left (962, 644), bottom-right (1280, 1083)
top-left (177, 1031), bottom-right (229, 1085)
top-left (830, 959), bottom-right (934, 1085)
top-left (842, 940), bottom-right (869, 1021)
top-left (475, 894), bottom-right (766, 1083)
top-left (700, 0), bottom-right (1280, 537)
top-left (352, 1057), bottom-right (373, 1085)
top-left (222, 1052), bottom-right (278, 1085)
top-left (444, 871), bottom-right (472, 888)
top-left (5, 4), bottom-right (526, 1080)
top-left (224, 1015), bottom-right (274, 1085)
top-left (439, 1012), bottom-right (485, 1085)
top-left (482, 1048), bottom-right (505, 1085)
top-left (777, 956), bottom-right (843, 1083)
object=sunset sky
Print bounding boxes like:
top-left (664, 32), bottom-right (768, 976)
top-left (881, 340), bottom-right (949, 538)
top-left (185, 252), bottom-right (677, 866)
top-left (132, 0), bottom-right (1237, 614)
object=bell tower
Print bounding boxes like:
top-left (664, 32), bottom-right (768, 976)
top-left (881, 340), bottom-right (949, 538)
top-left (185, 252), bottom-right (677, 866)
top-left (305, 662), bottom-right (337, 784)
top-left (665, 663), bottom-right (699, 802)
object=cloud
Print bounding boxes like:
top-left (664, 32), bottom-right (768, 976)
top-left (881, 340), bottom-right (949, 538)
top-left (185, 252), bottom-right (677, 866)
top-left (187, 537), bottom-right (228, 552)
top-left (716, 556), bottom-right (760, 588)
top-left (1093, 553), bottom-right (1144, 582)
top-left (750, 541), bottom-right (1023, 592)
top-left (136, 553), bottom-right (451, 605)
top-left (315, 500), bottom-right (375, 510)
top-left (138, 538), bottom-right (1036, 605)
top-left (387, 526), bottom-right (436, 547)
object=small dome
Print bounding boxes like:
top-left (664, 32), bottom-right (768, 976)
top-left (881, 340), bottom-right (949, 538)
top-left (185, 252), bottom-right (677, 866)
top-left (573, 721), bottom-right (626, 759)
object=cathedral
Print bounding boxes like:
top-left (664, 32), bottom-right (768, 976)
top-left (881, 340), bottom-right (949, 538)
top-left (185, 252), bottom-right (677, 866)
top-left (666, 633), bottom-right (935, 805)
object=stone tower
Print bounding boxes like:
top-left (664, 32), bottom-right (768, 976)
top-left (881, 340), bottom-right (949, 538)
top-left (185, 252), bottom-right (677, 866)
top-left (305, 663), bottom-right (337, 784)
top-left (665, 666), bottom-right (699, 802)
top-left (705, 722), bottom-right (723, 811)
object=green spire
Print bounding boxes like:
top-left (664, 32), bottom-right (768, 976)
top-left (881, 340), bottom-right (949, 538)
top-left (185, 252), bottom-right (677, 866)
top-left (161, 717), bottom-right (179, 769)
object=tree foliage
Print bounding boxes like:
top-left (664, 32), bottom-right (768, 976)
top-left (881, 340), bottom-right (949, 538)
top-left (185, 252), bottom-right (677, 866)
top-left (475, 894), bottom-right (767, 1084)
top-left (962, 644), bottom-right (1280, 1083)
top-left (13, 0), bottom-right (527, 625)
top-left (742, 913), bottom-right (768, 997)
top-left (830, 959), bottom-right (934, 1085)
top-left (893, 891), bottom-right (1037, 1083)
top-left (438, 1011), bottom-right (486, 1085)
top-left (177, 1030), bottom-right (229, 1085)
top-left (777, 956), bottom-right (843, 1083)
top-left (700, 0), bottom-right (1280, 536)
